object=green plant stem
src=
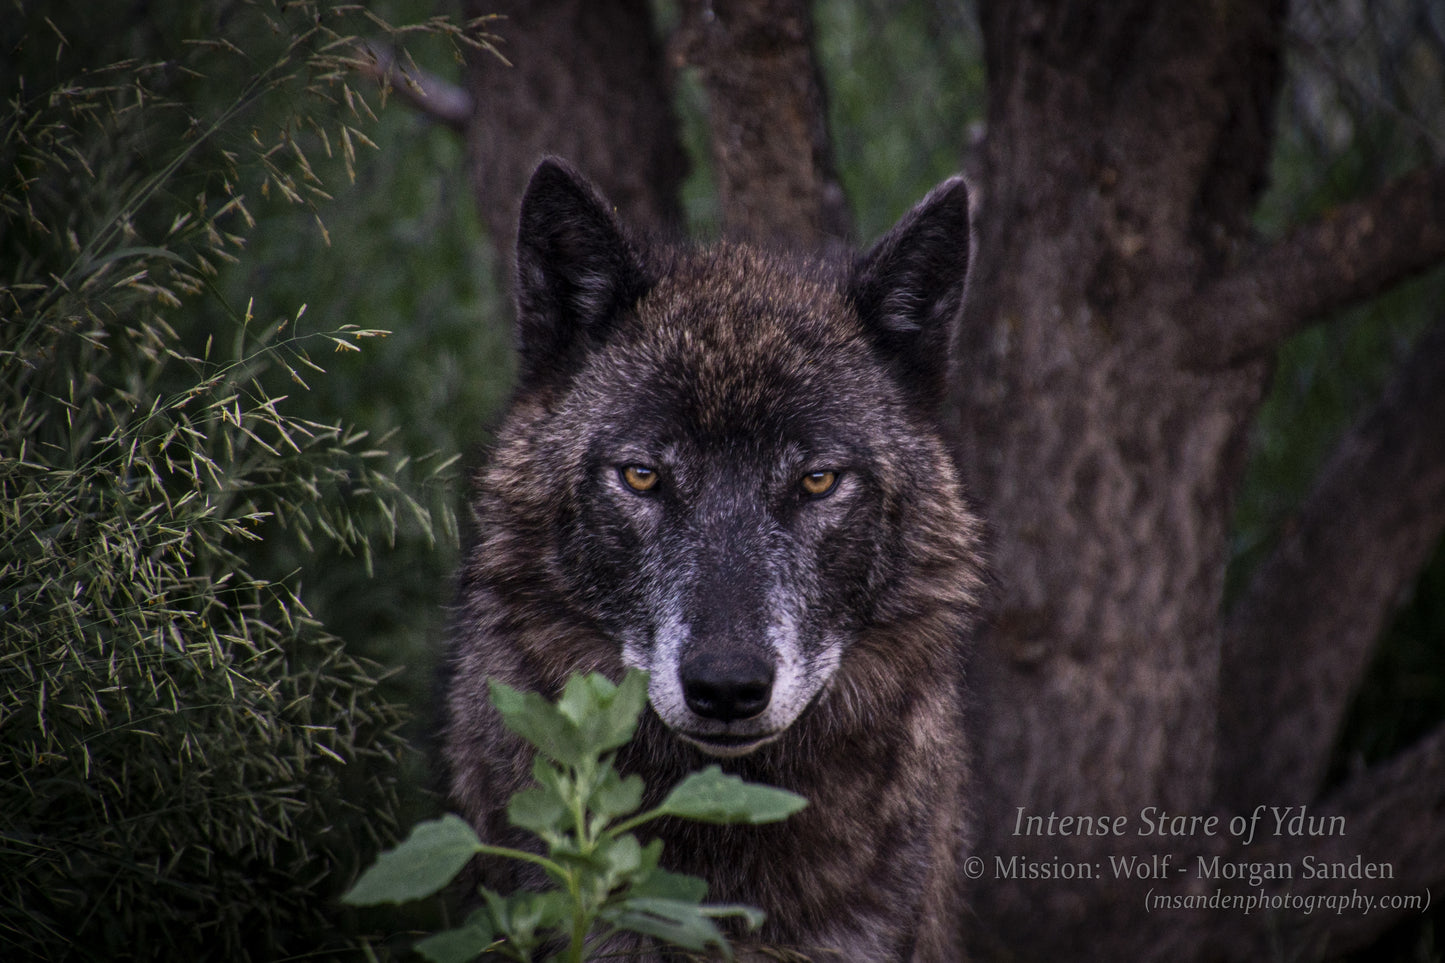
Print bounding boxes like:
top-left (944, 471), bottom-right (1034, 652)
top-left (473, 841), bottom-right (565, 879)
top-left (566, 773), bottom-right (593, 962)
top-left (608, 807), bottom-right (663, 838)
top-left (565, 868), bottom-right (588, 963)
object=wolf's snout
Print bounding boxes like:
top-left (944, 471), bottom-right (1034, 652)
top-left (679, 649), bottom-right (774, 722)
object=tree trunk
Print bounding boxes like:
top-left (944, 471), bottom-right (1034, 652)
top-left (956, 4), bottom-right (1445, 959)
top-left (459, 0), bottom-right (689, 268)
top-left (673, 0), bottom-right (852, 249)
top-left (955, 1), bottom-right (1283, 952)
top-left (449, 0), bottom-right (1445, 959)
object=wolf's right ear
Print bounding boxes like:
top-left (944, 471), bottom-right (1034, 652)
top-left (849, 176), bottom-right (971, 412)
top-left (514, 158), bottom-right (650, 388)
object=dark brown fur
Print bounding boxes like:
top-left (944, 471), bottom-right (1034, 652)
top-left (443, 159), bottom-right (983, 960)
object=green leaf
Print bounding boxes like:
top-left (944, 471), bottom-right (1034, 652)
top-left (655, 766), bottom-right (808, 825)
top-left (489, 679), bottom-right (587, 766)
top-left (557, 669), bottom-right (649, 755)
top-left (480, 888), bottom-right (511, 930)
top-left (531, 754), bottom-right (572, 800)
top-left (412, 916), bottom-right (496, 963)
top-left (484, 888), bottom-right (570, 951)
top-left (506, 784), bottom-right (569, 838)
top-left (341, 814), bottom-right (482, 906)
top-left (600, 832), bottom-right (644, 883)
top-left (628, 866), bottom-right (708, 903)
top-left (556, 671), bottom-right (617, 727)
top-left (605, 897), bottom-right (733, 959)
top-left (589, 766), bottom-right (645, 822)
top-left (699, 903), bottom-right (766, 928)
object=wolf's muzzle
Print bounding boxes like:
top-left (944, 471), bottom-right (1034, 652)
top-left (679, 648), bottom-right (774, 723)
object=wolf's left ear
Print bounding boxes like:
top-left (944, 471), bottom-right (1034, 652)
top-left (849, 176), bottom-right (971, 411)
top-left (514, 158), bottom-right (651, 388)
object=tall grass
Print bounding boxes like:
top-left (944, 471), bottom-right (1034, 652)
top-left (0, 2), bottom-right (483, 957)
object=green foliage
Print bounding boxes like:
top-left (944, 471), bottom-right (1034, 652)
top-left (343, 671), bottom-right (807, 962)
top-left (348, 816), bottom-right (493, 909)
top-left (214, 0), bottom-right (512, 750)
top-left (813, 0), bottom-right (985, 240)
top-left (0, 1), bottom-right (490, 958)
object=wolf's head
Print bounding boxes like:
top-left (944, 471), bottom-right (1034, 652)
top-left (484, 159), bottom-right (974, 758)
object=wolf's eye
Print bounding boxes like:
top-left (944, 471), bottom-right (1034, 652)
top-left (620, 465), bottom-right (659, 493)
top-left (800, 470), bottom-right (839, 497)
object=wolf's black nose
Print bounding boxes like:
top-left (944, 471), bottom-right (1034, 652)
top-left (680, 650), bottom-right (774, 723)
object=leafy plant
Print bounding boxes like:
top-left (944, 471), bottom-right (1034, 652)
top-left (344, 670), bottom-right (807, 962)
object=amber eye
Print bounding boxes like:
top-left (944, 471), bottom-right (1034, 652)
top-left (620, 465), bottom-right (659, 493)
top-left (800, 470), bottom-right (839, 497)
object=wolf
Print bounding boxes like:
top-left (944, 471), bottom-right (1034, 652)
top-left (443, 157), bottom-right (984, 961)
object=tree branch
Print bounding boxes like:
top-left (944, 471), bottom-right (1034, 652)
top-left (1184, 163), bottom-right (1445, 367)
top-left (1217, 317), bottom-right (1445, 809)
top-left (1294, 721), bottom-right (1445, 955)
top-left (355, 42), bottom-right (472, 132)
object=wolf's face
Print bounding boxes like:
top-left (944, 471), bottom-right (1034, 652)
top-left (546, 256), bottom-right (927, 756)
top-left (503, 160), bottom-right (970, 757)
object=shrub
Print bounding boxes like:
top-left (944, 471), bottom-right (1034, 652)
top-left (0, 3), bottom-right (472, 957)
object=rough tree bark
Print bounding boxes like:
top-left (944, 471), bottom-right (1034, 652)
top-left (431, 0), bottom-right (1445, 959)
top-left (461, 1), bottom-right (689, 268)
top-left (365, 2), bottom-right (691, 267)
top-left (672, 0), bottom-right (853, 248)
top-left (956, 3), bottom-right (1445, 959)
